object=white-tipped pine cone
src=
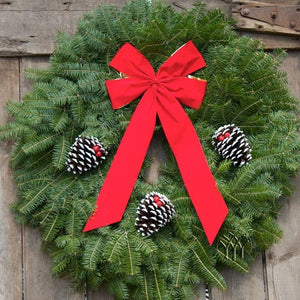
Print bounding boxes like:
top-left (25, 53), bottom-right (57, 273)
top-left (135, 192), bottom-right (175, 237)
top-left (212, 124), bottom-right (252, 167)
top-left (66, 135), bottom-right (108, 174)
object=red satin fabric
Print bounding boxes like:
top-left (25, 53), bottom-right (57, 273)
top-left (83, 41), bottom-right (228, 245)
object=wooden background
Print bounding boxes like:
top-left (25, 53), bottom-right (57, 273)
top-left (0, 0), bottom-right (299, 299)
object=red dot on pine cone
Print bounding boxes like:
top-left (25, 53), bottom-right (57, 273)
top-left (156, 200), bottom-right (163, 207)
top-left (95, 151), bottom-right (102, 157)
top-left (224, 132), bottom-right (231, 138)
top-left (93, 145), bottom-right (100, 152)
top-left (218, 135), bottom-right (225, 141)
top-left (153, 195), bottom-right (160, 203)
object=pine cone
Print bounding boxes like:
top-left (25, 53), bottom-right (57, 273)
top-left (135, 192), bottom-right (175, 237)
top-left (66, 136), bottom-right (108, 174)
top-left (212, 124), bottom-right (252, 167)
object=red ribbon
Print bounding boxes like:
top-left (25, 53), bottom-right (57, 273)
top-left (83, 41), bottom-right (228, 245)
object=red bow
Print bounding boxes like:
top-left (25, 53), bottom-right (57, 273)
top-left (83, 41), bottom-right (228, 245)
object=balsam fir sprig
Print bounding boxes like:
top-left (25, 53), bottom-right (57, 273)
top-left (0, 1), bottom-right (299, 299)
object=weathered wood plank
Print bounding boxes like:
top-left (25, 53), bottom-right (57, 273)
top-left (0, 58), bottom-right (23, 299)
top-left (238, 32), bottom-right (300, 50)
top-left (163, 0), bottom-right (231, 15)
top-left (88, 288), bottom-right (115, 300)
top-left (279, 52), bottom-right (300, 99)
top-left (0, 0), bottom-right (130, 57)
top-left (20, 56), bottom-right (84, 300)
top-left (1, 0), bottom-right (299, 58)
top-left (229, 0), bottom-right (300, 5)
top-left (211, 254), bottom-right (266, 300)
top-left (0, 0), bottom-right (100, 11)
top-left (266, 179), bottom-right (300, 300)
top-left (0, 11), bottom-right (94, 56)
top-left (23, 227), bottom-right (84, 300)
top-left (0, 0), bottom-right (129, 11)
top-left (249, 0), bottom-right (300, 4)
top-left (265, 51), bottom-right (300, 300)
top-left (232, 3), bottom-right (300, 36)
top-left (231, 0), bottom-right (300, 49)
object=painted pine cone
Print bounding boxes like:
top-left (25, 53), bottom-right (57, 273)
top-left (66, 136), bottom-right (108, 174)
top-left (212, 124), bottom-right (252, 167)
top-left (135, 192), bottom-right (175, 237)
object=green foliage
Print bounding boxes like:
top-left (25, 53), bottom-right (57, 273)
top-left (0, 0), bottom-right (299, 299)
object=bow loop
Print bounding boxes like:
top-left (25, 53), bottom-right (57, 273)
top-left (106, 43), bottom-right (156, 109)
top-left (161, 77), bottom-right (207, 109)
top-left (157, 41), bottom-right (206, 79)
top-left (106, 77), bottom-right (150, 110)
top-left (109, 43), bottom-right (155, 79)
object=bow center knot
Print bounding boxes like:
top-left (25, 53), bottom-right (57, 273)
top-left (149, 76), bottom-right (162, 87)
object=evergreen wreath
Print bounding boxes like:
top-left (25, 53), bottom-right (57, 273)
top-left (1, 1), bottom-right (300, 299)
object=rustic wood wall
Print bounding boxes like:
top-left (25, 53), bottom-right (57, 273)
top-left (0, 1), bottom-right (299, 299)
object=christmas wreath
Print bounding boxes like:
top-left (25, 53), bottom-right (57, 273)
top-left (1, 1), bottom-right (300, 299)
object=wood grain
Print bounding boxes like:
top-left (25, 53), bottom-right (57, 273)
top-left (88, 288), bottom-right (115, 300)
top-left (0, 58), bottom-right (23, 299)
top-left (231, 0), bottom-right (300, 49)
top-left (266, 180), bottom-right (300, 300)
top-left (23, 227), bottom-right (84, 300)
top-left (211, 254), bottom-right (266, 300)
top-left (265, 52), bottom-right (300, 300)
top-left (0, 0), bottom-right (100, 11)
top-left (1, 0), bottom-right (299, 57)
top-left (232, 7), bottom-right (300, 37)
top-left (0, 0), bottom-right (130, 56)
top-left (249, 0), bottom-right (300, 4)
top-left (0, 0), bottom-right (129, 10)
top-left (237, 32), bottom-right (300, 50)
top-left (230, 0), bottom-right (300, 5)
top-left (0, 11), bottom-right (94, 56)
top-left (279, 52), bottom-right (300, 99)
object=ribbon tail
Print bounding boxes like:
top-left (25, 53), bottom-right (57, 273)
top-left (84, 89), bottom-right (157, 232)
top-left (157, 94), bottom-right (228, 245)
